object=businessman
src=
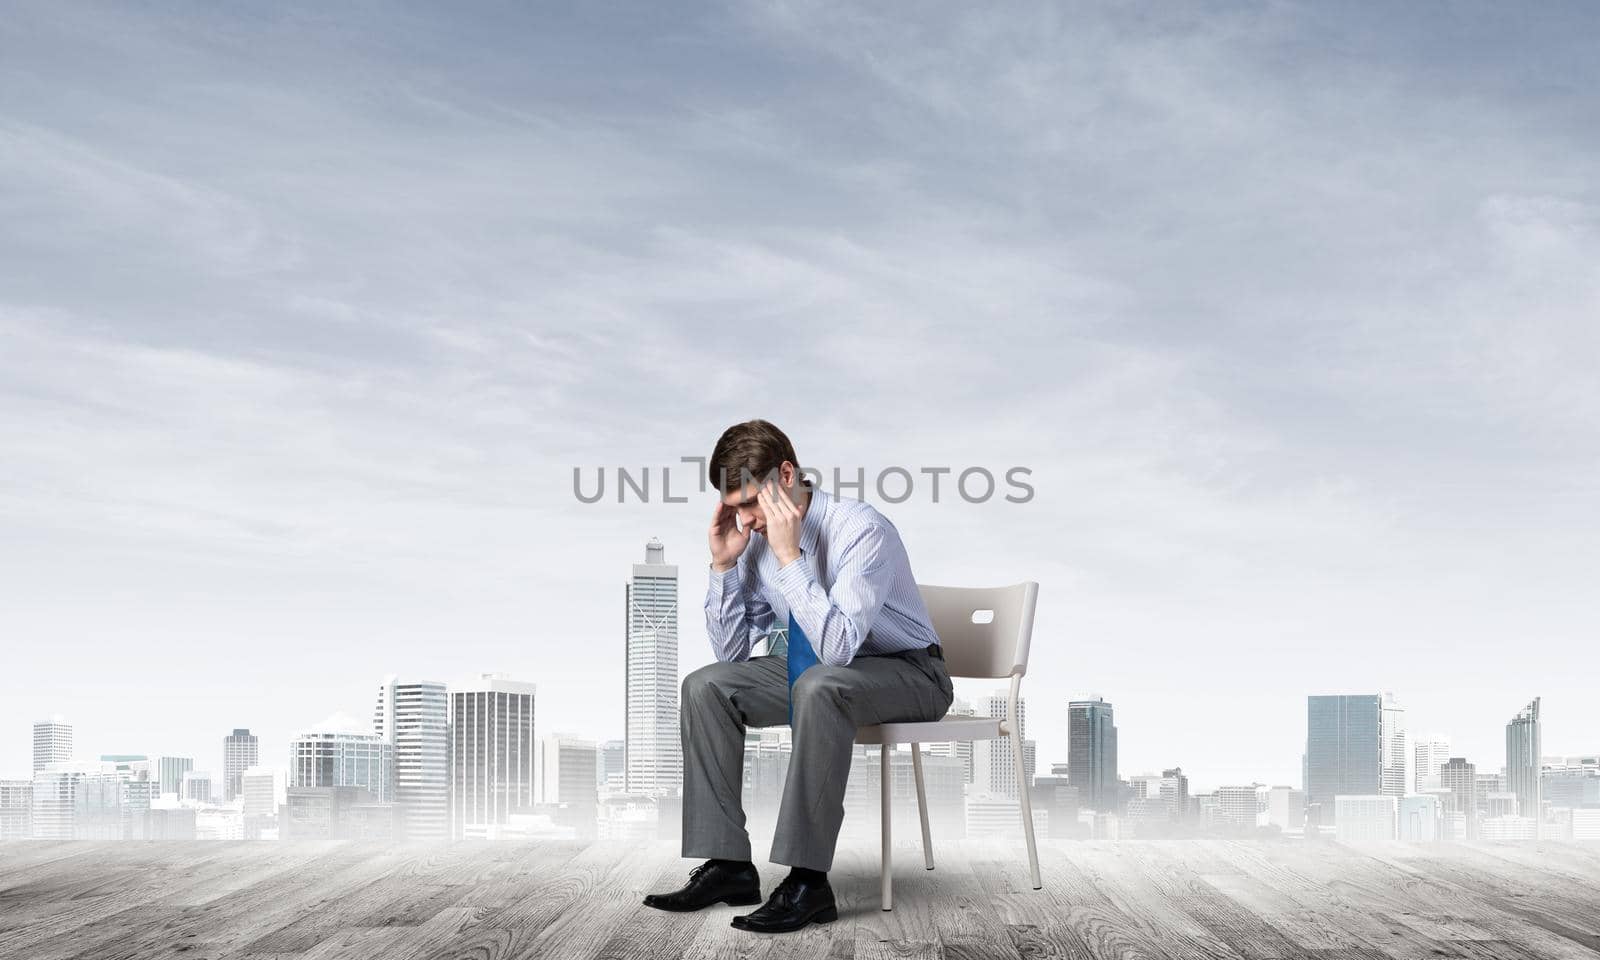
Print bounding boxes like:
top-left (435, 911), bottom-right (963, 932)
top-left (643, 419), bottom-right (955, 933)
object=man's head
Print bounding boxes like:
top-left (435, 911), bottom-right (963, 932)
top-left (709, 419), bottom-right (804, 534)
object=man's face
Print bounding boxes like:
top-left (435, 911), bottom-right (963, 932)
top-left (721, 463), bottom-right (795, 534)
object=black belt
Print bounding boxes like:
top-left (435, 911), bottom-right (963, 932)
top-left (926, 643), bottom-right (944, 660)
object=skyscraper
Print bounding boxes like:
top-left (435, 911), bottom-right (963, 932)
top-left (156, 756), bottom-right (193, 796)
top-left (1379, 693), bottom-right (1408, 799)
top-left (450, 673), bottom-right (536, 839)
top-left (1414, 733), bottom-right (1452, 793)
top-left (1441, 756), bottom-right (1478, 840)
top-left (32, 716), bottom-right (72, 772)
top-left (223, 729), bottom-right (259, 802)
top-left (1506, 697), bottom-right (1542, 838)
top-left (289, 716), bottom-right (395, 802)
top-left (374, 676), bottom-right (450, 841)
top-left (973, 692), bottom-right (1029, 798)
top-left (927, 698), bottom-right (976, 783)
top-left (598, 739), bottom-right (626, 791)
top-left (536, 734), bottom-right (599, 838)
top-left (1306, 694), bottom-right (1393, 824)
top-left (626, 537), bottom-right (680, 796)
top-left (1068, 697), bottom-right (1119, 812)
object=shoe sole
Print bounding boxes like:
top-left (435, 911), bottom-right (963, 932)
top-left (644, 892), bottom-right (763, 913)
top-left (732, 904), bottom-right (839, 933)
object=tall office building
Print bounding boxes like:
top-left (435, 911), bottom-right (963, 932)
top-left (598, 739), bottom-right (626, 791)
top-left (181, 770), bottom-right (214, 804)
top-left (32, 717), bottom-right (72, 772)
top-left (289, 716), bottom-right (395, 802)
top-left (1306, 694), bottom-right (1403, 823)
top-left (223, 729), bottom-right (259, 802)
top-left (972, 693), bottom-right (1029, 798)
top-left (157, 756), bottom-right (193, 796)
top-left (450, 673), bottom-right (536, 839)
top-left (1379, 693), bottom-right (1409, 798)
top-left (1217, 784), bottom-right (1267, 829)
top-left (374, 676), bottom-right (450, 841)
top-left (536, 735), bottom-right (599, 838)
top-left (1267, 786), bottom-right (1304, 833)
top-left (1414, 733), bottom-right (1452, 793)
top-left (927, 698), bottom-right (977, 783)
top-left (1068, 697), bottom-right (1119, 812)
top-left (1441, 757), bottom-right (1478, 840)
top-left (1506, 698), bottom-right (1542, 838)
top-left (626, 538), bottom-right (681, 796)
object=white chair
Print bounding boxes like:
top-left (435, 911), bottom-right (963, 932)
top-left (854, 580), bottom-right (1042, 911)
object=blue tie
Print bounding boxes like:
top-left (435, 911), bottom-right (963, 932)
top-left (786, 612), bottom-right (819, 726)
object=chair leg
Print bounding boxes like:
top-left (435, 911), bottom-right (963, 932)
top-left (1011, 727), bottom-right (1042, 890)
top-left (911, 742), bottom-right (934, 870)
top-left (880, 743), bottom-right (893, 911)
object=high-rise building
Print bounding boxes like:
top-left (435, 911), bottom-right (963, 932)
top-left (1401, 790), bottom-right (1452, 844)
top-left (1267, 786), bottom-right (1304, 833)
top-left (32, 717), bottom-right (72, 772)
top-left (182, 770), bottom-right (215, 804)
top-left (156, 757), bottom-right (193, 796)
top-left (1414, 733), bottom-right (1452, 793)
top-left (1441, 757), bottom-right (1478, 840)
top-left (973, 692), bottom-right (1029, 798)
top-left (0, 780), bottom-right (33, 839)
top-left (289, 716), bottom-right (395, 803)
top-left (1506, 697), bottom-right (1542, 838)
top-left (374, 676), bottom-right (449, 841)
top-left (241, 766), bottom-right (283, 839)
top-left (223, 729), bottom-right (259, 802)
top-left (1379, 693), bottom-right (1409, 799)
top-left (450, 673), bottom-right (536, 839)
top-left (927, 698), bottom-right (977, 783)
top-left (626, 538), bottom-right (680, 796)
top-left (1217, 784), bottom-right (1267, 829)
top-left (1160, 767), bottom-right (1190, 817)
top-left (536, 735), bottom-right (599, 839)
top-left (598, 739), bottom-right (626, 791)
top-left (1068, 697), bottom-right (1118, 812)
top-left (1306, 694), bottom-right (1389, 824)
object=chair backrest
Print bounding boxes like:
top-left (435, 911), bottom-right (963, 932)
top-left (917, 581), bottom-right (1038, 679)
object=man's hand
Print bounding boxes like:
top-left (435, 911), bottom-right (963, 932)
top-left (709, 499), bottom-right (751, 573)
top-left (758, 480), bottom-right (803, 568)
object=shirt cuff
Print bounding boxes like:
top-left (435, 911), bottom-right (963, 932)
top-left (773, 553), bottom-right (814, 606)
top-left (707, 563), bottom-right (742, 597)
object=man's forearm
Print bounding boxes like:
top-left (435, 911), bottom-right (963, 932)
top-left (704, 563), bottom-right (752, 661)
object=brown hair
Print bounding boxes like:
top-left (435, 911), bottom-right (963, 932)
top-left (709, 419), bottom-right (799, 494)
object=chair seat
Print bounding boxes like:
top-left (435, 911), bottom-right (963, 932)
top-left (854, 716), bottom-right (1004, 745)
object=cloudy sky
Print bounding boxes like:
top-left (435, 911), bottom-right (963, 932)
top-left (2, 1), bottom-right (1597, 791)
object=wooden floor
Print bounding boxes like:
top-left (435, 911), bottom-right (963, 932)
top-left (3, 837), bottom-right (1599, 960)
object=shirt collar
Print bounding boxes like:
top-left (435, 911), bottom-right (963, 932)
top-left (798, 480), bottom-right (827, 556)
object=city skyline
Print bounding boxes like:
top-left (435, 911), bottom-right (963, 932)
top-left (7, 619), bottom-right (1595, 845)
top-left (9, 681), bottom-right (1578, 800)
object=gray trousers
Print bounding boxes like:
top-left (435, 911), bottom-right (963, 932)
top-left (680, 648), bottom-right (955, 872)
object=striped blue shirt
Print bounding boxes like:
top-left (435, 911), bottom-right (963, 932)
top-left (704, 484), bottom-right (939, 665)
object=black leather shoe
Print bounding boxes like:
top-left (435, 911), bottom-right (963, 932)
top-left (643, 860), bottom-right (762, 912)
top-left (731, 873), bottom-right (838, 933)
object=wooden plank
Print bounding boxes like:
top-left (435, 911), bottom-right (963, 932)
top-left (0, 839), bottom-right (1597, 960)
top-left (1121, 843), bottom-right (1311, 960)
